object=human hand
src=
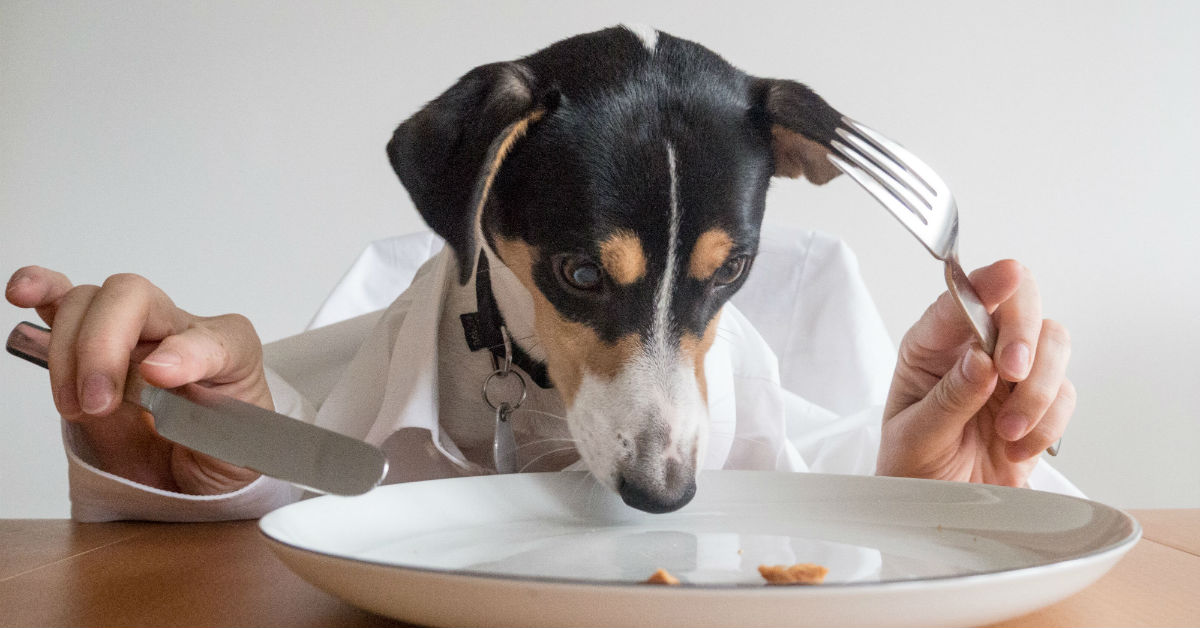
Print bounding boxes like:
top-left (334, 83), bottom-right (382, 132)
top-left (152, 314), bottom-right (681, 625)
top-left (876, 260), bottom-right (1074, 487)
top-left (6, 265), bottom-right (270, 494)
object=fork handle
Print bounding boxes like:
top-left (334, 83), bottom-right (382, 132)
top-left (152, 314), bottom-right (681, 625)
top-left (944, 256), bottom-right (998, 356)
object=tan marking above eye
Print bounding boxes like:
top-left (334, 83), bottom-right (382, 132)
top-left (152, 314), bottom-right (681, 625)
top-left (599, 230), bottom-right (647, 285)
top-left (688, 228), bottom-right (735, 281)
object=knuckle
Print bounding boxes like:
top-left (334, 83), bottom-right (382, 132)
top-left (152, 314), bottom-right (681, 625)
top-left (191, 323), bottom-right (237, 366)
top-left (1057, 379), bottom-right (1078, 409)
top-left (61, 284), bottom-right (100, 308)
top-left (994, 258), bottom-right (1030, 281)
top-left (1000, 259), bottom-right (1032, 283)
top-left (213, 312), bottom-right (255, 335)
top-left (65, 283), bottom-right (99, 298)
top-left (102, 272), bottom-right (150, 294)
top-left (1022, 385), bottom-right (1059, 411)
top-left (931, 379), bottom-right (969, 414)
top-left (211, 313), bottom-right (262, 352)
top-left (1040, 319), bottom-right (1071, 348)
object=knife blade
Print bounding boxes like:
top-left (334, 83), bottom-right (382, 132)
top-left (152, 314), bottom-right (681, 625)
top-left (7, 321), bottom-right (387, 496)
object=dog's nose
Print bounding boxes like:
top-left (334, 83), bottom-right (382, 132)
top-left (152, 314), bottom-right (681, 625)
top-left (617, 459), bottom-right (697, 514)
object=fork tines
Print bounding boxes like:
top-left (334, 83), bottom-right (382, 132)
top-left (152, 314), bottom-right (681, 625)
top-left (826, 117), bottom-right (956, 259)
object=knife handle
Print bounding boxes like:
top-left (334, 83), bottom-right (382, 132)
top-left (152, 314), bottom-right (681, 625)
top-left (7, 321), bottom-right (152, 409)
top-left (7, 321), bottom-right (52, 368)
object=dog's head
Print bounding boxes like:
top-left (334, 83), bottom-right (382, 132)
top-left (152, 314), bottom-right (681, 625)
top-left (388, 26), bottom-right (843, 513)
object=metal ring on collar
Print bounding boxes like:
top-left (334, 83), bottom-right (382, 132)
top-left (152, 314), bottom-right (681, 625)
top-left (482, 368), bottom-right (527, 411)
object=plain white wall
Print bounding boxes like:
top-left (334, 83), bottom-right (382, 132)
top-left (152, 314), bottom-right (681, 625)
top-left (2, 1), bottom-right (1196, 517)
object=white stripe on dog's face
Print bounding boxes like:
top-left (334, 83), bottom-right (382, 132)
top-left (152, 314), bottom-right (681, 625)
top-left (653, 144), bottom-right (680, 360)
top-left (491, 142), bottom-right (712, 513)
top-left (563, 142), bottom-right (708, 513)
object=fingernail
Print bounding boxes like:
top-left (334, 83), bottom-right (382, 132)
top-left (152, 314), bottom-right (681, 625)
top-left (960, 347), bottom-right (990, 384)
top-left (1001, 342), bottom-right (1032, 379)
top-left (80, 373), bottom-right (115, 415)
top-left (142, 350), bottom-right (182, 368)
top-left (6, 273), bottom-right (30, 294)
top-left (997, 413), bottom-right (1027, 441)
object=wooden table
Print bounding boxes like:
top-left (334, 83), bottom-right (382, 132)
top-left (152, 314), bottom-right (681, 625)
top-left (1, 509), bottom-right (1196, 627)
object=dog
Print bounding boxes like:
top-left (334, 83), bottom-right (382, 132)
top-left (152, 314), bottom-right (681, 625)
top-left (385, 25), bottom-right (845, 514)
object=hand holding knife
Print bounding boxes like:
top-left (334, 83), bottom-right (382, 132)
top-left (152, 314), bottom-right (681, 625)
top-left (8, 321), bottom-right (387, 496)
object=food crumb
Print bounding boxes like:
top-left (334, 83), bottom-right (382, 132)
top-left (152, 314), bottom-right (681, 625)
top-left (644, 568), bottom-right (681, 585)
top-left (758, 563), bottom-right (828, 585)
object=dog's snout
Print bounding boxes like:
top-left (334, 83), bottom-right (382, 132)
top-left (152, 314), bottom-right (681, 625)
top-left (616, 453), bottom-right (697, 514)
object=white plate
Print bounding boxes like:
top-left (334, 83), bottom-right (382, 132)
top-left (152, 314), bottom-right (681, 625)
top-left (259, 471), bottom-right (1139, 627)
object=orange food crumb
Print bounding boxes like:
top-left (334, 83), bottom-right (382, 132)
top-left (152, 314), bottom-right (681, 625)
top-left (758, 563), bottom-right (828, 585)
top-left (644, 568), bottom-right (681, 585)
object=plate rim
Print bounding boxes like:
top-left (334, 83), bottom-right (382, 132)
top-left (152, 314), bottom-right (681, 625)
top-left (258, 471), bottom-right (1142, 592)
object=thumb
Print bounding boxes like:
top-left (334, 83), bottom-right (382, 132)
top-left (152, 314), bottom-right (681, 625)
top-left (905, 346), bottom-right (998, 439)
top-left (137, 315), bottom-right (265, 391)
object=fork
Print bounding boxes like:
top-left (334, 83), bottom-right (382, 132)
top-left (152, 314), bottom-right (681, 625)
top-left (825, 117), bottom-right (1061, 456)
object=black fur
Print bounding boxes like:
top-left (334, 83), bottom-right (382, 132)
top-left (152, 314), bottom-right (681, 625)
top-left (387, 26), bottom-right (845, 344)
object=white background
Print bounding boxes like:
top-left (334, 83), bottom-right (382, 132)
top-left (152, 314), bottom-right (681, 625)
top-left (2, 1), bottom-right (1197, 517)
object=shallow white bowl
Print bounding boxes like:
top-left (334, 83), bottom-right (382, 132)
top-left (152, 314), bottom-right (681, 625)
top-left (259, 471), bottom-right (1138, 627)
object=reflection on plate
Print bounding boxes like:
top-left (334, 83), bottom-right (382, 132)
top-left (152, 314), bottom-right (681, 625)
top-left (259, 471), bottom-right (1138, 627)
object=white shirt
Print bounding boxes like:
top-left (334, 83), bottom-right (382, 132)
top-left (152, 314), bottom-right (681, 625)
top-left (62, 227), bottom-right (1081, 522)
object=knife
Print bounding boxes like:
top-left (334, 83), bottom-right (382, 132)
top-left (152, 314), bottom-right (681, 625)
top-left (6, 321), bottom-right (387, 496)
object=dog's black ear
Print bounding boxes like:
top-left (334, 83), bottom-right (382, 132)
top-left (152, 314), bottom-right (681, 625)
top-left (387, 62), bottom-right (545, 284)
top-left (752, 78), bottom-right (844, 185)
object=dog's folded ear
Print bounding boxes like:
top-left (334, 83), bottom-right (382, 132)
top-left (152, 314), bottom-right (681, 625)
top-left (388, 62), bottom-right (546, 284)
top-left (752, 78), bottom-right (844, 185)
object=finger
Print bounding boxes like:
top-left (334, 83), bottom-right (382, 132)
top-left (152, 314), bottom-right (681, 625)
top-left (46, 285), bottom-right (100, 419)
top-left (978, 260), bottom-right (1042, 382)
top-left (1007, 379), bottom-right (1076, 462)
top-left (902, 260), bottom-right (1024, 358)
top-left (994, 319), bottom-right (1071, 442)
top-left (965, 259), bottom-right (1024, 309)
top-left (6, 266), bottom-right (75, 326)
top-left (74, 274), bottom-right (183, 416)
top-left (896, 294), bottom-right (980, 379)
top-left (140, 314), bottom-right (265, 391)
top-left (902, 346), bottom-right (999, 439)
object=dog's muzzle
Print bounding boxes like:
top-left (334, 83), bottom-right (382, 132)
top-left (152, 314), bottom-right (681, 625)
top-left (617, 467), bottom-right (696, 514)
top-left (614, 435), bottom-right (698, 513)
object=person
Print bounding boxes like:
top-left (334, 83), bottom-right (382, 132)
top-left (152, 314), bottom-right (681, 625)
top-left (5, 225), bottom-right (1076, 522)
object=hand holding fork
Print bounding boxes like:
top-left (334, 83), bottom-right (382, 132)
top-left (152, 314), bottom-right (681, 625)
top-left (827, 118), bottom-right (1070, 481)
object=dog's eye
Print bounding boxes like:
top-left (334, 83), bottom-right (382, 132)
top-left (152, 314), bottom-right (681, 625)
top-left (713, 255), bottom-right (749, 286)
top-left (559, 257), bottom-right (604, 291)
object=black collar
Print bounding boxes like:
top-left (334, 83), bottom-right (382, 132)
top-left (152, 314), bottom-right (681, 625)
top-left (460, 254), bottom-right (554, 389)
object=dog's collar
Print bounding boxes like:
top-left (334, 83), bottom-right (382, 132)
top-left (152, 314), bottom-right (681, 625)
top-left (460, 254), bottom-right (554, 389)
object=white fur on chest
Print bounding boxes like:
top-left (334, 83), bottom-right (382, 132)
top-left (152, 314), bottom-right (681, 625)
top-left (434, 262), bottom-right (572, 470)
